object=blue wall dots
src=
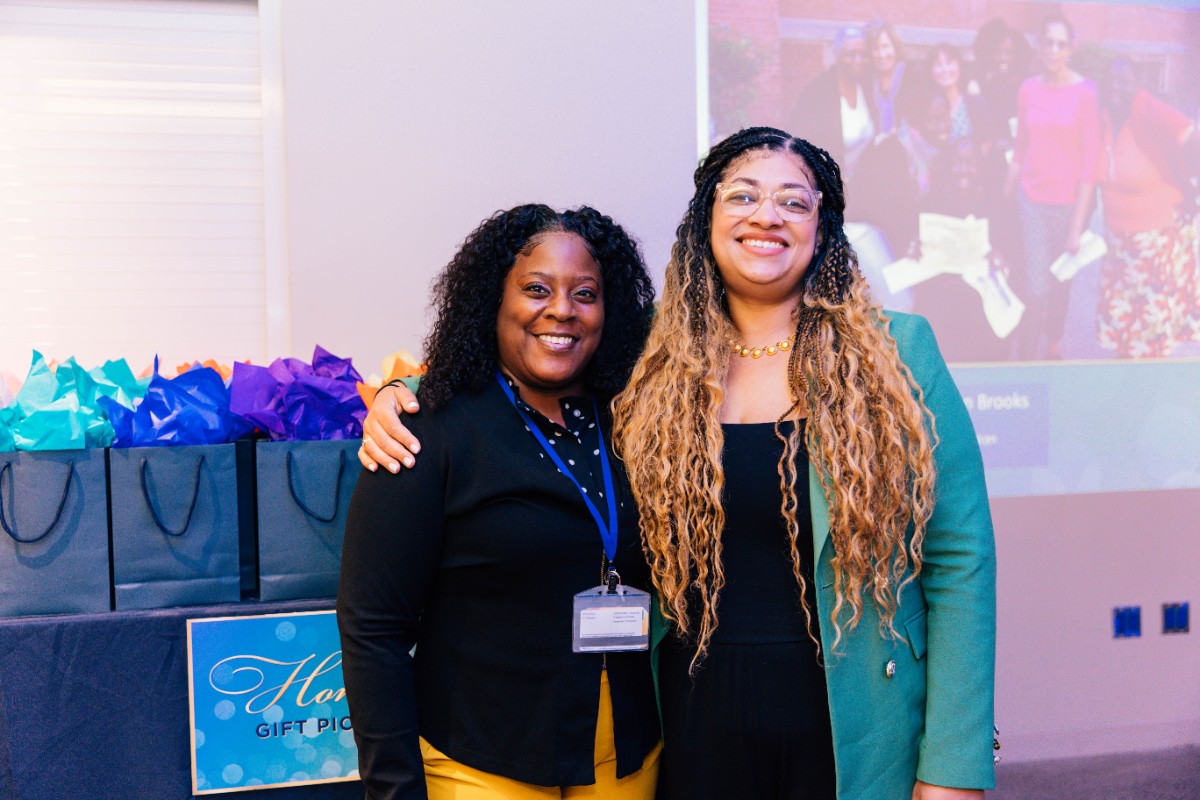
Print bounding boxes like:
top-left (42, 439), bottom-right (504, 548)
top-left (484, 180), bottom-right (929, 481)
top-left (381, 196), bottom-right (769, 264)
top-left (1113, 606), bottom-right (1142, 638)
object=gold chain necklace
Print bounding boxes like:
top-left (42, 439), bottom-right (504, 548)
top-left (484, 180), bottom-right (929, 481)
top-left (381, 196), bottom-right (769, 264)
top-left (731, 334), bottom-right (794, 359)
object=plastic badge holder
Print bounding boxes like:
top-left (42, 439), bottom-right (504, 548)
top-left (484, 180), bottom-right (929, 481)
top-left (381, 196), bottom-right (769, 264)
top-left (571, 571), bottom-right (650, 653)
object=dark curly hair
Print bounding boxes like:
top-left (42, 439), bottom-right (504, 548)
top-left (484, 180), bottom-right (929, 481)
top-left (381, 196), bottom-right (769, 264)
top-left (418, 204), bottom-right (656, 410)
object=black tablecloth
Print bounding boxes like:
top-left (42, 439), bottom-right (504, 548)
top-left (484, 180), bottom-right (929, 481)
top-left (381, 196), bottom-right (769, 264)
top-left (0, 600), bottom-right (363, 800)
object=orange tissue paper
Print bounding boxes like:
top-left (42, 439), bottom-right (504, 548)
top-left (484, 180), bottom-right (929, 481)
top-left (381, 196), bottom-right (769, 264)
top-left (356, 349), bottom-right (426, 408)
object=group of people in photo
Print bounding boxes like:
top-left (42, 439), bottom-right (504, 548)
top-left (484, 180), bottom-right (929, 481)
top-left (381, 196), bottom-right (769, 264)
top-left (791, 15), bottom-right (1200, 361)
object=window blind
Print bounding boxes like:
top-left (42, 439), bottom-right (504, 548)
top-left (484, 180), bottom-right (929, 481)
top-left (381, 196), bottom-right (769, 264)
top-left (0, 0), bottom-right (265, 377)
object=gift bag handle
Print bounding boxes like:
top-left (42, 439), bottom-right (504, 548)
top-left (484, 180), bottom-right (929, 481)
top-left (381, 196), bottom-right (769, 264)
top-left (0, 460), bottom-right (75, 544)
top-left (286, 449), bottom-right (346, 524)
top-left (140, 455), bottom-right (206, 537)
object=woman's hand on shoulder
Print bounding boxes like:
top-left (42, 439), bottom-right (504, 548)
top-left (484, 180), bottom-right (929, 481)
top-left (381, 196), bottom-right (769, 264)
top-left (912, 781), bottom-right (984, 800)
top-left (359, 383), bottom-right (423, 473)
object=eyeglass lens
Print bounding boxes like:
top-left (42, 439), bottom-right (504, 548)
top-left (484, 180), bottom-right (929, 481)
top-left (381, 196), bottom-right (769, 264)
top-left (718, 185), bottom-right (818, 221)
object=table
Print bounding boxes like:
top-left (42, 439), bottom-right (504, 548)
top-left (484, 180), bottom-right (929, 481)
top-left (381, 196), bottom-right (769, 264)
top-left (0, 600), bottom-right (363, 799)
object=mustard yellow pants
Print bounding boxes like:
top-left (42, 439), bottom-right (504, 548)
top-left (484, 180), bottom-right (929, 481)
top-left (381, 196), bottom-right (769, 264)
top-left (419, 670), bottom-right (661, 799)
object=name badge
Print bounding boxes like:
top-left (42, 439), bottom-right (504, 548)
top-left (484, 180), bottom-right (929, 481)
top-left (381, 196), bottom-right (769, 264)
top-left (572, 584), bottom-right (650, 653)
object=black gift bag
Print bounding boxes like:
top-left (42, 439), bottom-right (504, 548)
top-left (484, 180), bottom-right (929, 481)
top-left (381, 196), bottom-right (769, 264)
top-left (109, 444), bottom-right (242, 610)
top-left (255, 439), bottom-right (359, 601)
top-left (0, 449), bottom-right (110, 618)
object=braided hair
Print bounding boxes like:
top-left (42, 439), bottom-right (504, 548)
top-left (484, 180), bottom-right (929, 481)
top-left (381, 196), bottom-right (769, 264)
top-left (420, 204), bottom-right (655, 411)
top-left (613, 127), bottom-right (938, 666)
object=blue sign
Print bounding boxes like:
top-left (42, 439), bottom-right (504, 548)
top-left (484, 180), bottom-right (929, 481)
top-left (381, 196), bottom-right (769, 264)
top-left (186, 610), bottom-right (359, 794)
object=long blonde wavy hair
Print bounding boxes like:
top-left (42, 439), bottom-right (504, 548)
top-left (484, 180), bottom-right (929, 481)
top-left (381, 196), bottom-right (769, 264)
top-left (612, 128), bottom-right (938, 666)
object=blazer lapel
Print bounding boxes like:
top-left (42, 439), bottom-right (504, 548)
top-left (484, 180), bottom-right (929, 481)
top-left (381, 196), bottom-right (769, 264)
top-left (809, 459), bottom-right (832, 565)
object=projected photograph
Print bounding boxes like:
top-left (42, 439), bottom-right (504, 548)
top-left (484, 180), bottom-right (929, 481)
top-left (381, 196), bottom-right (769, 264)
top-left (708, 0), bottom-right (1200, 364)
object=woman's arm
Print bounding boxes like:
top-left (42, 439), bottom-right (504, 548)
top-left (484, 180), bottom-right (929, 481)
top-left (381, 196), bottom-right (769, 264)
top-left (1065, 85), bottom-right (1102, 253)
top-left (897, 314), bottom-right (997, 791)
top-left (1063, 179), bottom-right (1095, 254)
top-left (337, 435), bottom-right (447, 800)
top-left (360, 383), bottom-right (424, 473)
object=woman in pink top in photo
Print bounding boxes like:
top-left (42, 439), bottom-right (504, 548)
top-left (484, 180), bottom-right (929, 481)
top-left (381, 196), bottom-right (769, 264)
top-left (1004, 14), bottom-right (1101, 360)
top-left (1096, 57), bottom-right (1200, 358)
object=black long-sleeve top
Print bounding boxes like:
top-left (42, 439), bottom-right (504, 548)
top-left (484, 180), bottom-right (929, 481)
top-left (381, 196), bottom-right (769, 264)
top-left (336, 377), bottom-right (659, 800)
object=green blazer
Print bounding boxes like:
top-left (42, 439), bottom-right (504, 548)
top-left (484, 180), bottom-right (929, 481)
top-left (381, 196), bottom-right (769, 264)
top-left (649, 312), bottom-right (997, 799)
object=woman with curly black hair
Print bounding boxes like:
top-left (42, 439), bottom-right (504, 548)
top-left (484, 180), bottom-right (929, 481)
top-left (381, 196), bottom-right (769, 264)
top-left (337, 203), bottom-right (660, 800)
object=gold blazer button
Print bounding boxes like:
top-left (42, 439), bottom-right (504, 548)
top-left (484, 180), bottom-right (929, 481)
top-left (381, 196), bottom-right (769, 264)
top-left (885, 659), bottom-right (897, 678)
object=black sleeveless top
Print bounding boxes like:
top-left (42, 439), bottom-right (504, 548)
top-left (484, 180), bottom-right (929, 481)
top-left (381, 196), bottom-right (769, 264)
top-left (708, 421), bottom-right (817, 643)
top-left (656, 420), bottom-right (837, 800)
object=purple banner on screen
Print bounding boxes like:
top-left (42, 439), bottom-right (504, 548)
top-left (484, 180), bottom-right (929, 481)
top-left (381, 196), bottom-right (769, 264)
top-left (959, 384), bottom-right (1050, 470)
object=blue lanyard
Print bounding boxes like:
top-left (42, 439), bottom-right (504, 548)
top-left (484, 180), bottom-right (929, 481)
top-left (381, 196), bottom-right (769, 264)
top-left (495, 372), bottom-right (619, 563)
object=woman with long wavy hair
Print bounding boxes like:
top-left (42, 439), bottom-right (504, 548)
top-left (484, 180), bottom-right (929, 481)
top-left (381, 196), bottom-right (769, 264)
top-left (609, 127), bottom-right (995, 800)
top-left (359, 129), bottom-right (996, 800)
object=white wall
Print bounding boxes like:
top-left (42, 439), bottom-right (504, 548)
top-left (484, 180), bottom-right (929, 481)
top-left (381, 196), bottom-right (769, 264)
top-left (276, 0), bottom-right (700, 375)
top-left (993, 489), bottom-right (1200, 761)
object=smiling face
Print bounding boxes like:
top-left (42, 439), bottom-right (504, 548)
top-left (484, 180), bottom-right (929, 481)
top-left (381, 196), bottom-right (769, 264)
top-left (872, 31), bottom-right (897, 74)
top-left (996, 37), bottom-right (1014, 74)
top-left (837, 37), bottom-right (868, 81)
top-left (1040, 21), bottom-right (1072, 75)
top-left (496, 232), bottom-right (604, 404)
top-left (931, 49), bottom-right (961, 91)
top-left (709, 149), bottom-right (820, 306)
top-left (921, 93), bottom-right (953, 143)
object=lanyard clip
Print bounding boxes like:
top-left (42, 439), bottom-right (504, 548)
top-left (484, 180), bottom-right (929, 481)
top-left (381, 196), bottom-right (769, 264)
top-left (605, 569), bottom-right (621, 595)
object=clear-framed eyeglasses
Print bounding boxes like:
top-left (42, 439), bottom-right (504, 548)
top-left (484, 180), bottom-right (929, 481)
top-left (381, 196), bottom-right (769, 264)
top-left (715, 182), bottom-right (822, 222)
